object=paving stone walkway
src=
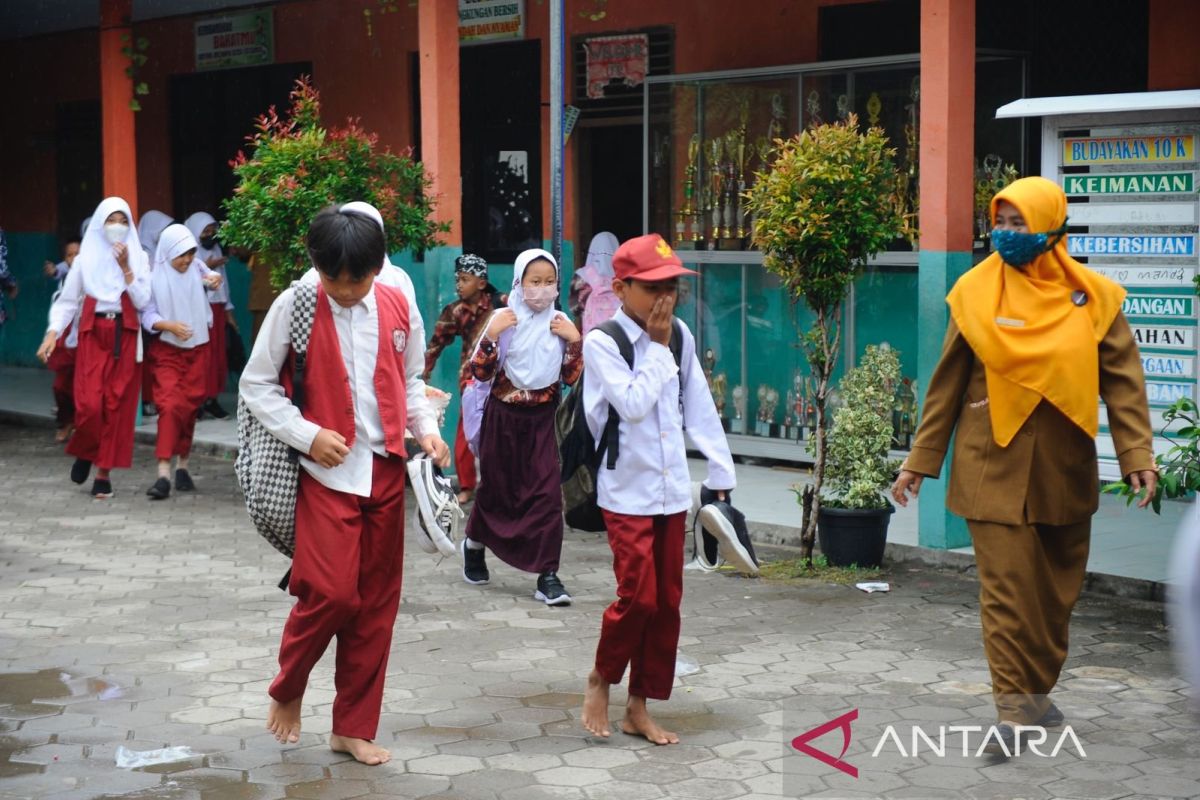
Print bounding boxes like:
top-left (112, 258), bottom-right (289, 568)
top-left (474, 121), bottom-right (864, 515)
top-left (0, 424), bottom-right (1196, 799)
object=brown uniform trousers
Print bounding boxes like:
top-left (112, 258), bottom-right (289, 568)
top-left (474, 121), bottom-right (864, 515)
top-left (904, 313), bottom-right (1154, 724)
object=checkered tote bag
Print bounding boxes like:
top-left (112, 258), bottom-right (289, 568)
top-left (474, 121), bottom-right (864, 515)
top-left (235, 281), bottom-right (318, 558)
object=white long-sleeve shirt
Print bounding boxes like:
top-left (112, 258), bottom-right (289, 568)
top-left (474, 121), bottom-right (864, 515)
top-left (239, 284), bottom-right (438, 497)
top-left (47, 257), bottom-right (151, 335)
top-left (582, 308), bottom-right (735, 516)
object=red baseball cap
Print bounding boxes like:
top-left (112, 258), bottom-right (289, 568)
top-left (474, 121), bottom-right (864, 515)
top-left (612, 234), bottom-right (699, 282)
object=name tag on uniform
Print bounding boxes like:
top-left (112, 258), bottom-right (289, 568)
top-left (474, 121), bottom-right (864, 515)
top-left (995, 316), bottom-right (1025, 328)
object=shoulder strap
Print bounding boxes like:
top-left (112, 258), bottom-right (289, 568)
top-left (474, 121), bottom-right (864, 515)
top-left (593, 319), bottom-right (636, 470)
top-left (286, 282), bottom-right (319, 453)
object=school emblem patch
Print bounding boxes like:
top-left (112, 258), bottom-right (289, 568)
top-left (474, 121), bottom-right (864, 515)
top-left (392, 328), bottom-right (407, 353)
top-left (656, 238), bottom-right (674, 259)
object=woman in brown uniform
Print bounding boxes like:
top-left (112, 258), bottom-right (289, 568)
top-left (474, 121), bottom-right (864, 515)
top-left (892, 176), bottom-right (1158, 749)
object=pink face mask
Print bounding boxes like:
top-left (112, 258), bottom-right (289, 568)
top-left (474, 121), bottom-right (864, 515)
top-left (522, 285), bottom-right (557, 312)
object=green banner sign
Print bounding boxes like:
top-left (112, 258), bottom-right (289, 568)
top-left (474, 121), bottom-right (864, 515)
top-left (1064, 172), bottom-right (1195, 196)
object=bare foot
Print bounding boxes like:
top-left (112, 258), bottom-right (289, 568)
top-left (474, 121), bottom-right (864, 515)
top-left (330, 733), bottom-right (391, 765)
top-left (621, 696), bottom-right (679, 745)
top-left (266, 696), bottom-right (302, 744)
top-left (55, 426), bottom-right (72, 442)
top-left (581, 669), bottom-right (612, 738)
top-left (457, 488), bottom-right (474, 505)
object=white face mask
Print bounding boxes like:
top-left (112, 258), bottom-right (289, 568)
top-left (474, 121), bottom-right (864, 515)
top-left (104, 223), bottom-right (129, 244)
top-left (522, 285), bottom-right (556, 312)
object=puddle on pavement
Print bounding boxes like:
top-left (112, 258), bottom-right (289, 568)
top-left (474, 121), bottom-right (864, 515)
top-left (0, 668), bottom-right (124, 705)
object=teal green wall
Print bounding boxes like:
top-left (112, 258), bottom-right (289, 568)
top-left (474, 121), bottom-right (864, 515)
top-left (0, 233), bottom-right (61, 368)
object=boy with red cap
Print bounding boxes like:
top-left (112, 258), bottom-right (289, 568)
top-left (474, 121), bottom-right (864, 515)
top-left (580, 233), bottom-right (736, 744)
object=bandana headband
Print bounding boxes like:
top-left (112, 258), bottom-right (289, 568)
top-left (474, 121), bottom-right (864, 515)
top-left (455, 253), bottom-right (488, 278)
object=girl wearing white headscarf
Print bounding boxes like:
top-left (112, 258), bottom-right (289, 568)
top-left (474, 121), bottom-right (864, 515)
top-left (571, 231), bottom-right (621, 335)
top-left (136, 210), bottom-right (173, 417)
top-left (140, 224), bottom-right (214, 500)
top-left (459, 249), bottom-right (582, 606)
top-left (37, 197), bottom-right (151, 498)
top-left (185, 211), bottom-right (235, 418)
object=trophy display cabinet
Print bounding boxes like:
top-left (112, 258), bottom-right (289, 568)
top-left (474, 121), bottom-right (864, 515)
top-left (642, 52), bottom-right (1026, 462)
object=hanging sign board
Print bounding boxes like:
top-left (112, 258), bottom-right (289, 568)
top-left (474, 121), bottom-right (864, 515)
top-left (1068, 234), bottom-right (1196, 258)
top-left (458, 0), bottom-right (524, 44)
top-left (1064, 171), bottom-right (1195, 195)
top-left (195, 10), bottom-right (273, 71)
top-left (1062, 134), bottom-right (1196, 165)
top-left (1088, 265), bottom-right (1194, 287)
top-left (1067, 202), bottom-right (1196, 226)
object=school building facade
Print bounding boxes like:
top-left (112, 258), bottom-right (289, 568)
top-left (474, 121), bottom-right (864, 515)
top-left (0, 0), bottom-right (1197, 547)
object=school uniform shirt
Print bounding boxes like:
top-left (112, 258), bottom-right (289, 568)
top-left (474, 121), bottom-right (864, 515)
top-left (199, 243), bottom-right (234, 311)
top-left (300, 263), bottom-right (424, 331)
top-left (240, 284), bottom-right (438, 498)
top-left (140, 260), bottom-right (213, 349)
top-left (48, 242), bottom-right (151, 331)
top-left (582, 308), bottom-right (735, 516)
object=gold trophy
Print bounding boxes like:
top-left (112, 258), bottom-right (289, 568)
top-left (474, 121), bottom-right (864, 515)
top-left (722, 129), bottom-right (743, 242)
top-left (678, 134), bottom-right (701, 245)
top-left (706, 138), bottom-right (725, 246)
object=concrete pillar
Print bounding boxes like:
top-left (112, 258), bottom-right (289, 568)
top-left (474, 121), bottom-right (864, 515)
top-left (418, 0), bottom-right (462, 246)
top-left (99, 0), bottom-right (138, 213)
top-left (916, 0), bottom-right (974, 549)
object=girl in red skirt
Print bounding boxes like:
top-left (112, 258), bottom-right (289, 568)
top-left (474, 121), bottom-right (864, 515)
top-left (185, 212), bottom-right (235, 420)
top-left (38, 198), bottom-right (151, 499)
top-left (141, 224), bottom-right (222, 499)
top-left (461, 249), bottom-right (582, 605)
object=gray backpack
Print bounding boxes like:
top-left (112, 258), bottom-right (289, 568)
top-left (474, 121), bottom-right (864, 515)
top-left (234, 281), bottom-right (318, 560)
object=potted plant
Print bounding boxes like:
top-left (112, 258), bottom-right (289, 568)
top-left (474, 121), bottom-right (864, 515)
top-left (814, 345), bottom-right (901, 567)
top-left (221, 76), bottom-right (447, 290)
top-left (743, 114), bottom-right (906, 568)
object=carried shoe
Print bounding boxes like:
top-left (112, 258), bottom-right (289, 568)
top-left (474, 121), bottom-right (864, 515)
top-left (174, 469), bottom-right (196, 492)
top-left (982, 723), bottom-right (1017, 757)
top-left (1036, 703), bottom-right (1065, 728)
top-left (90, 478), bottom-right (114, 499)
top-left (70, 458), bottom-right (92, 485)
top-left (460, 539), bottom-right (490, 585)
top-left (697, 498), bottom-right (759, 576)
top-left (535, 572), bottom-right (572, 606)
top-left (407, 454), bottom-right (464, 558)
top-left (142, 402), bottom-right (158, 417)
top-left (204, 399), bottom-right (230, 420)
top-left (146, 477), bottom-right (171, 500)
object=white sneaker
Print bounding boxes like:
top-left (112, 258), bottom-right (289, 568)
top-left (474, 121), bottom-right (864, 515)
top-left (407, 454), bottom-right (464, 558)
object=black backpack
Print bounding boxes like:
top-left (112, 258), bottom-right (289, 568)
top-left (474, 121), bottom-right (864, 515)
top-left (556, 318), bottom-right (684, 532)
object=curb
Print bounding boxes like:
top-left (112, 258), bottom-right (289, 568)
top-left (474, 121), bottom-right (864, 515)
top-left (3, 408), bottom-right (1167, 603)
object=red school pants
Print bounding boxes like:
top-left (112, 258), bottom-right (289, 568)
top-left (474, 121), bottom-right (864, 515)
top-left (454, 414), bottom-right (476, 491)
top-left (205, 305), bottom-right (228, 398)
top-left (151, 339), bottom-right (209, 460)
top-left (595, 510), bottom-right (687, 701)
top-left (269, 455), bottom-right (407, 741)
top-left (67, 318), bottom-right (141, 471)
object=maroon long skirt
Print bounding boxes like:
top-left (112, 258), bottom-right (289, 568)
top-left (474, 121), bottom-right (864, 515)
top-left (465, 398), bottom-right (563, 574)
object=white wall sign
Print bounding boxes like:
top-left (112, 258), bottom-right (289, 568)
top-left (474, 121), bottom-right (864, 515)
top-left (1088, 265), bottom-right (1194, 286)
top-left (458, 0), bottom-right (524, 44)
top-left (1068, 234), bottom-right (1196, 258)
top-left (1067, 201), bottom-right (1197, 226)
top-left (1131, 324), bottom-right (1196, 351)
top-left (1141, 354), bottom-right (1195, 378)
top-left (1146, 381), bottom-right (1196, 406)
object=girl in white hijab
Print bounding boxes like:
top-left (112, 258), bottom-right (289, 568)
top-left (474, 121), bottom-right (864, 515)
top-left (37, 197), bottom-right (151, 498)
top-left (459, 249), bottom-right (582, 606)
top-left (185, 211), bottom-right (236, 418)
top-left (138, 210), bottom-right (174, 260)
top-left (141, 224), bottom-right (214, 500)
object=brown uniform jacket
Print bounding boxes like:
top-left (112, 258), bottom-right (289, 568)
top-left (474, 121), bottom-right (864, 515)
top-left (903, 313), bottom-right (1155, 526)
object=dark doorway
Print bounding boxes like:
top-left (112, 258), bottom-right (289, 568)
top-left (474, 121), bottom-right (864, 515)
top-left (578, 123), bottom-right (642, 247)
top-left (55, 100), bottom-right (101, 242)
top-left (459, 41), bottom-right (542, 263)
top-left (169, 61), bottom-right (310, 218)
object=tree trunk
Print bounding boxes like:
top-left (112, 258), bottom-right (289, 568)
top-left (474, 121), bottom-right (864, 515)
top-left (799, 306), bottom-right (841, 569)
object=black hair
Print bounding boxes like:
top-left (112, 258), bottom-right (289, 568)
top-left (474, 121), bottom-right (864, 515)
top-left (306, 205), bottom-right (385, 281)
top-left (64, 238), bottom-right (81, 247)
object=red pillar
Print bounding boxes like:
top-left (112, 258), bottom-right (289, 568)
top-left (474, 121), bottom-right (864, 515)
top-left (418, 0), bottom-right (462, 245)
top-left (100, 0), bottom-right (138, 214)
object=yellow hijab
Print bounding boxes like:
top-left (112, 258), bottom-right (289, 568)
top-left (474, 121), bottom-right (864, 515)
top-left (946, 176), bottom-right (1126, 446)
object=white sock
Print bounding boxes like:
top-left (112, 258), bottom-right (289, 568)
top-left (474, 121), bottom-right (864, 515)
top-left (465, 538), bottom-right (485, 550)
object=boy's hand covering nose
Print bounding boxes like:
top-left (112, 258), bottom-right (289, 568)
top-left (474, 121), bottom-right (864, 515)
top-left (647, 296), bottom-right (674, 346)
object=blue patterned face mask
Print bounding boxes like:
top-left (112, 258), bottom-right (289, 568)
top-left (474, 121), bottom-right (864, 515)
top-left (991, 222), bottom-right (1068, 268)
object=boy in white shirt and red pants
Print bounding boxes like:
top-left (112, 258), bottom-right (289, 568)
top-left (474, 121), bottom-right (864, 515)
top-left (240, 207), bottom-right (449, 765)
top-left (580, 234), bottom-right (736, 744)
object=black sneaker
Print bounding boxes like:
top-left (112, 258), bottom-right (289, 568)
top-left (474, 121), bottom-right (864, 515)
top-left (142, 402), bottom-right (158, 417)
top-left (461, 539), bottom-right (489, 585)
top-left (146, 477), bottom-right (171, 500)
top-left (982, 722), bottom-right (1017, 757)
top-left (90, 478), bottom-right (114, 499)
top-left (697, 498), bottom-right (759, 576)
top-left (204, 399), bottom-right (230, 420)
top-left (174, 469), bottom-right (196, 492)
top-left (535, 572), bottom-right (572, 606)
top-left (70, 458), bottom-right (92, 485)
top-left (1036, 703), bottom-right (1065, 728)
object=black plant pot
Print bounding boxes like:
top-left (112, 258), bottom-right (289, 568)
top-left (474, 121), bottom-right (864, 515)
top-left (817, 504), bottom-right (894, 568)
